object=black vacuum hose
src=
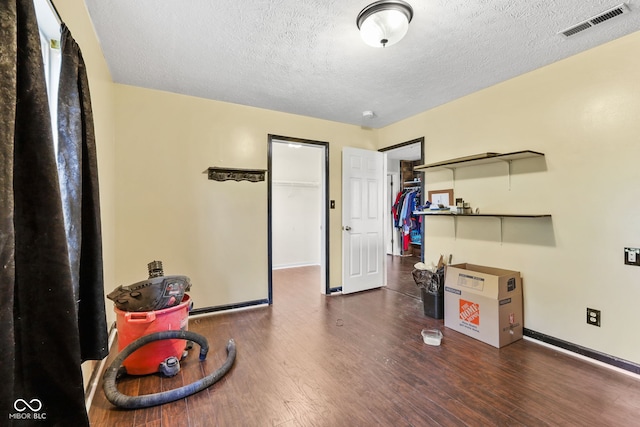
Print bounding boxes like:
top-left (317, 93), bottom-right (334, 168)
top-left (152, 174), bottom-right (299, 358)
top-left (102, 330), bottom-right (236, 409)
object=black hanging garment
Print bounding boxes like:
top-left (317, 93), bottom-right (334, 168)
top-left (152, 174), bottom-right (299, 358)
top-left (0, 1), bottom-right (108, 425)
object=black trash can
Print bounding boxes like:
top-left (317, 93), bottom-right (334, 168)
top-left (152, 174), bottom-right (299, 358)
top-left (412, 268), bottom-right (445, 319)
top-left (421, 288), bottom-right (444, 319)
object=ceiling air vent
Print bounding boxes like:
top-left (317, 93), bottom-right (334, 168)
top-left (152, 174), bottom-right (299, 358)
top-left (559, 3), bottom-right (630, 37)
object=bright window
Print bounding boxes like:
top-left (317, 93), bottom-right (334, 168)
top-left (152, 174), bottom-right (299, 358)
top-left (33, 0), bottom-right (62, 153)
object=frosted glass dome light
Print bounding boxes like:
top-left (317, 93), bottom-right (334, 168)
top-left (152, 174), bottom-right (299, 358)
top-left (357, 1), bottom-right (413, 48)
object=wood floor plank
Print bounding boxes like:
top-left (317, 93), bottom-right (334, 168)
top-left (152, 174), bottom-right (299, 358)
top-left (160, 369), bottom-right (189, 427)
top-left (179, 331), bottom-right (216, 427)
top-left (89, 262), bottom-right (640, 426)
top-left (385, 254), bottom-right (422, 300)
top-left (132, 372), bottom-right (162, 426)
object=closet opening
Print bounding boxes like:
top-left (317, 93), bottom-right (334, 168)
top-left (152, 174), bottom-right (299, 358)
top-left (267, 135), bottom-right (330, 302)
top-left (380, 137), bottom-right (424, 300)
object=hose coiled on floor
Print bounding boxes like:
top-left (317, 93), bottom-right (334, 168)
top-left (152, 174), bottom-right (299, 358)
top-left (102, 330), bottom-right (236, 409)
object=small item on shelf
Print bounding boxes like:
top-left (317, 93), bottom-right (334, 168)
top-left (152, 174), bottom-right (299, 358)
top-left (454, 198), bottom-right (473, 214)
top-left (429, 204), bottom-right (449, 211)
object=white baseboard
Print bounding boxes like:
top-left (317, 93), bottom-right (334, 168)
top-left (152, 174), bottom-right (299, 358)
top-left (272, 262), bottom-right (320, 270)
top-left (85, 323), bottom-right (118, 410)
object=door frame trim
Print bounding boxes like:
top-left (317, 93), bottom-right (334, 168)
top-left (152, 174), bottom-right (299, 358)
top-left (379, 137), bottom-right (425, 261)
top-left (267, 134), bottom-right (331, 301)
top-left (378, 137), bottom-right (425, 155)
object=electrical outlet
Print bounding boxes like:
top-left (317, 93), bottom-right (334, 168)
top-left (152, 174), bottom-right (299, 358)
top-left (586, 308), bottom-right (601, 327)
top-left (624, 248), bottom-right (640, 266)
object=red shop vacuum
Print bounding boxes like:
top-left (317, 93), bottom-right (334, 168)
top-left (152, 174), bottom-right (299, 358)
top-left (102, 261), bottom-right (236, 409)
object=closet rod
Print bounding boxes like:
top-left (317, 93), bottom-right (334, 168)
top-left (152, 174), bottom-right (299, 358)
top-left (273, 180), bottom-right (320, 188)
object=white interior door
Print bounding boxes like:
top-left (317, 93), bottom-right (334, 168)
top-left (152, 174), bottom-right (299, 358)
top-left (342, 147), bottom-right (384, 294)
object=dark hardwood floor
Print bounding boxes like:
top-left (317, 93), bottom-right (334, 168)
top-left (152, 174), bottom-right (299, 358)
top-left (89, 263), bottom-right (640, 426)
top-left (385, 254), bottom-right (422, 300)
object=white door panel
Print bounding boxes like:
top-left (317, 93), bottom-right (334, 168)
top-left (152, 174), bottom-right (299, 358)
top-left (342, 147), bottom-right (384, 294)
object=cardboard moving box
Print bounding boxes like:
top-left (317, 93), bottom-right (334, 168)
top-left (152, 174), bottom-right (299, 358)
top-left (444, 263), bottom-right (523, 348)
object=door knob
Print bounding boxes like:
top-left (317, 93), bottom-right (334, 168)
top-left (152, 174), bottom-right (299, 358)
top-left (343, 226), bottom-right (351, 231)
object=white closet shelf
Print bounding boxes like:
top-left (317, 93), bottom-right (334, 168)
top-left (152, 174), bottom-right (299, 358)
top-left (273, 180), bottom-right (320, 188)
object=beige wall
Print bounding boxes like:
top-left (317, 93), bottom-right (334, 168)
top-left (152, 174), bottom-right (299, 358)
top-left (114, 85), bottom-right (377, 308)
top-left (380, 31), bottom-right (640, 364)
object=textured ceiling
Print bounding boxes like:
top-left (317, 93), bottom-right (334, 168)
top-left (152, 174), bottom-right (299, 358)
top-left (83, 0), bottom-right (640, 128)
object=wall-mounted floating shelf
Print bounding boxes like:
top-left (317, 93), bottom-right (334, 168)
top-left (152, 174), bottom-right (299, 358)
top-left (413, 150), bottom-right (548, 242)
top-left (414, 150), bottom-right (545, 190)
top-left (414, 212), bottom-right (551, 219)
top-left (413, 150), bottom-right (544, 172)
top-left (207, 167), bottom-right (266, 182)
top-left (414, 211), bottom-right (552, 243)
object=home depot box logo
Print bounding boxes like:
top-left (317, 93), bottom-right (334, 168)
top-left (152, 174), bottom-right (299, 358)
top-left (459, 299), bottom-right (480, 325)
top-left (445, 263), bottom-right (523, 348)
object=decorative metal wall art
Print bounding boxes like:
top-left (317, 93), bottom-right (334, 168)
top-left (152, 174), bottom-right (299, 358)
top-left (207, 167), bottom-right (266, 183)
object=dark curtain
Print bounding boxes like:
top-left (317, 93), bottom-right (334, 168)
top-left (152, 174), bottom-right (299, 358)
top-left (0, 1), bottom-right (108, 426)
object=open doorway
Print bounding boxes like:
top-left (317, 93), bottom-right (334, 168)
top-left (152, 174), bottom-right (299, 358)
top-left (380, 138), bottom-right (424, 299)
top-left (267, 135), bottom-right (330, 302)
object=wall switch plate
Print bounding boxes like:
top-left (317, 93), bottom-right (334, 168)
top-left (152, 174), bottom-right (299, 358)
top-left (587, 308), bottom-right (601, 327)
top-left (624, 248), bottom-right (640, 266)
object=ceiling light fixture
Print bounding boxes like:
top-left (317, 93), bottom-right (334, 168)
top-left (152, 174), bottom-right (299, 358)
top-left (356, 0), bottom-right (414, 48)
